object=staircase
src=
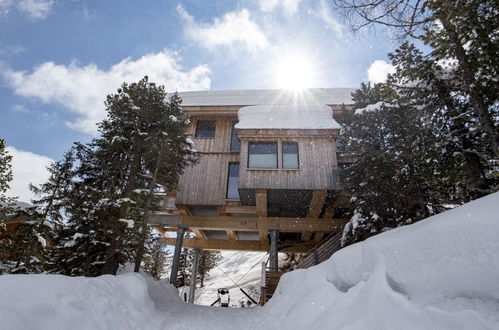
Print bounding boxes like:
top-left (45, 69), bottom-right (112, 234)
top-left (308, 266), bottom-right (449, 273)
top-left (259, 231), bottom-right (344, 305)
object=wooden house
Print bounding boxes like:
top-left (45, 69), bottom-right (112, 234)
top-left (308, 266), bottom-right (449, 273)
top-left (148, 88), bottom-right (355, 287)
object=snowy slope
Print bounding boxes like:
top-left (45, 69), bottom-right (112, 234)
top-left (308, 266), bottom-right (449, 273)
top-left (1, 192), bottom-right (498, 330)
top-left (265, 191), bottom-right (499, 329)
top-left (194, 251), bottom-right (267, 307)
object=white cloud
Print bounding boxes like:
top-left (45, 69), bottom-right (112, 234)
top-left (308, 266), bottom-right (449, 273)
top-left (258, 0), bottom-right (302, 15)
top-left (367, 60), bottom-right (395, 83)
top-left (317, 0), bottom-right (344, 37)
top-left (5, 146), bottom-right (53, 203)
top-left (0, 0), bottom-right (53, 20)
top-left (2, 51), bottom-right (211, 134)
top-left (177, 5), bottom-right (268, 51)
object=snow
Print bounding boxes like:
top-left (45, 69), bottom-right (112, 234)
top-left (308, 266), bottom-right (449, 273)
top-left (36, 234), bottom-right (47, 247)
top-left (265, 191), bottom-right (499, 329)
top-left (235, 104), bottom-right (341, 130)
top-left (178, 88), bottom-right (356, 106)
top-left (119, 218), bottom-right (134, 229)
top-left (354, 101), bottom-right (390, 114)
top-left (194, 251), bottom-right (267, 307)
top-left (1, 192), bottom-right (498, 329)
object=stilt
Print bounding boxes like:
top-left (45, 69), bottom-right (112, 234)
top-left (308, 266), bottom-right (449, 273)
top-left (170, 226), bottom-right (187, 287)
top-left (188, 248), bottom-right (202, 303)
top-left (269, 229), bottom-right (279, 271)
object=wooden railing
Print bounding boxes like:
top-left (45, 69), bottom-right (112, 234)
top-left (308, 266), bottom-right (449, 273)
top-left (295, 232), bottom-right (342, 269)
top-left (259, 230), bottom-right (345, 305)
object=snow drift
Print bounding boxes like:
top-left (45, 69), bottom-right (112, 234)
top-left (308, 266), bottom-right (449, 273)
top-left (265, 191), bottom-right (499, 329)
top-left (0, 192), bottom-right (498, 330)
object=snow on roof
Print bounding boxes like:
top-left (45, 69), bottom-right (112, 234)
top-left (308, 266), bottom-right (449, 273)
top-left (178, 88), bottom-right (355, 106)
top-left (235, 104), bottom-right (341, 130)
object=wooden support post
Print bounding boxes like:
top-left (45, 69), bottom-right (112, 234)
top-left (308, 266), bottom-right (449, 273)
top-left (269, 229), bottom-right (279, 272)
top-left (188, 248), bottom-right (202, 304)
top-left (260, 261), bottom-right (267, 306)
top-left (303, 190), bottom-right (328, 241)
top-left (255, 189), bottom-right (267, 217)
top-left (169, 226), bottom-right (187, 287)
top-left (307, 190), bottom-right (327, 218)
top-left (226, 230), bottom-right (236, 240)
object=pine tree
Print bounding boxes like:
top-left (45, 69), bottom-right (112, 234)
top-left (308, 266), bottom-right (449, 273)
top-left (339, 83), bottom-right (448, 245)
top-left (33, 76), bottom-right (197, 276)
top-left (142, 235), bottom-right (171, 280)
top-left (197, 250), bottom-right (222, 287)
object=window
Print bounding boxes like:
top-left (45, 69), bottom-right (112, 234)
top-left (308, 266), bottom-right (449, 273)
top-left (195, 120), bottom-right (216, 138)
top-left (230, 123), bottom-right (240, 151)
top-left (248, 142), bottom-right (277, 169)
top-left (282, 142), bottom-right (299, 169)
top-left (226, 163), bottom-right (240, 200)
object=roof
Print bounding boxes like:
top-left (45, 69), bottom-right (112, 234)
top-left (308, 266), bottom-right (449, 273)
top-left (235, 104), bottom-right (341, 130)
top-left (178, 88), bottom-right (356, 107)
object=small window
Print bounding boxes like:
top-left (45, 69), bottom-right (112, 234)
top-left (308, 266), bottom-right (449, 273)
top-left (226, 163), bottom-right (240, 200)
top-left (195, 120), bottom-right (216, 138)
top-left (248, 142), bottom-right (277, 169)
top-left (230, 123), bottom-right (240, 151)
top-left (282, 142), bottom-right (299, 169)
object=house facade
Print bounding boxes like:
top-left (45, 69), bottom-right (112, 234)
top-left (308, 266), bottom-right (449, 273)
top-left (148, 88), bottom-right (355, 284)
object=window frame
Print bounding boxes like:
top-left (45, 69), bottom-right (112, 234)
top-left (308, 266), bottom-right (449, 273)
top-left (230, 122), bottom-right (241, 152)
top-left (247, 142), bottom-right (278, 169)
top-left (194, 120), bottom-right (216, 138)
top-left (226, 162), bottom-right (240, 200)
top-left (282, 141), bottom-right (300, 170)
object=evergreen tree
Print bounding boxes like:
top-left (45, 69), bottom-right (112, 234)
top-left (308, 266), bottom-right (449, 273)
top-left (339, 83), bottom-right (447, 245)
top-left (335, 0), bottom-right (498, 245)
top-left (32, 76), bottom-right (196, 276)
top-left (142, 235), bottom-right (171, 280)
top-left (197, 250), bottom-right (222, 287)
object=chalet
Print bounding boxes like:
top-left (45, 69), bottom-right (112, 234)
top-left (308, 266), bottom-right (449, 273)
top-left (148, 88), bottom-right (355, 301)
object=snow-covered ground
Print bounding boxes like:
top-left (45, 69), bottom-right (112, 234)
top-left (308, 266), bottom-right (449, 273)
top-left (1, 192), bottom-right (498, 330)
top-left (193, 251), bottom-right (267, 307)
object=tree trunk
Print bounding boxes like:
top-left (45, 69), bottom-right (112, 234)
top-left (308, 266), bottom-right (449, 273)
top-left (439, 16), bottom-right (499, 158)
top-left (134, 151), bottom-right (162, 272)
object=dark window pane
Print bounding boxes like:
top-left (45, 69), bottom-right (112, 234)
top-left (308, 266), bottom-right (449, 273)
top-left (283, 142), bottom-right (299, 169)
top-left (248, 142), bottom-right (277, 168)
top-left (230, 123), bottom-right (240, 151)
top-left (227, 163), bottom-right (240, 199)
top-left (195, 120), bottom-right (216, 138)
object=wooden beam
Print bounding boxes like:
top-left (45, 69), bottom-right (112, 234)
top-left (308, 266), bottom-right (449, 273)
top-left (154, 226), bottom-right (168, 238)
top-left (259, 229), bottom-right (269, 245)
top-left (217, 206), bottom-right (227, 216)
top-left (163, 238), bottom-right (268, 251)
top-left (176, 205), bottom-right (192, 216)
top-left (225, 205), bottom-right (257, 214)
top-left (255, 189), bottom-right (267, 217)
top-left (303, 190), bottom-right (328, 241)
top-left (192, 228), bottom-right (207, 239)
top-left (226, 230), bottom-right (236, 240)
top-left (150, 214), bottom-right (349, 233)
top-left (161, 238), bottom-right (318, 253)
top-left (307, 190), bottom-right (327, 218)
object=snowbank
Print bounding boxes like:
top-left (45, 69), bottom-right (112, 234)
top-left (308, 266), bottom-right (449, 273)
top-left (235, 104), bottom-right (340, 130)
top-left (0, 272), bottom-right (267, 330)
top-left (1, 193), bottom-right (498, 329)
top-left (265, 192), bottom-right (499, 329)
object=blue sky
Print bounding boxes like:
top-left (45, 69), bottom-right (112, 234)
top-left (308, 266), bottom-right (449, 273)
top-left (0, 0), bottom-right (398, 201)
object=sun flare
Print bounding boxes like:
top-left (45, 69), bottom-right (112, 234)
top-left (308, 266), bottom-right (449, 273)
top-left (273, 53), bottom-right (317, 90)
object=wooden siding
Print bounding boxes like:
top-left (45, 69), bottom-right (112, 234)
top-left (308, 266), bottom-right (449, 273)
top-left (239, 137), bottom-right (338, 190)
top-left (177, 115), bottom-right (239, 205)
top-left (185, 116), bottom-right (237, 153)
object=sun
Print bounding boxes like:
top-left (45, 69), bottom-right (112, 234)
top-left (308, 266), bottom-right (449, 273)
top-left (272, 53), bottom-right (317, 90)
